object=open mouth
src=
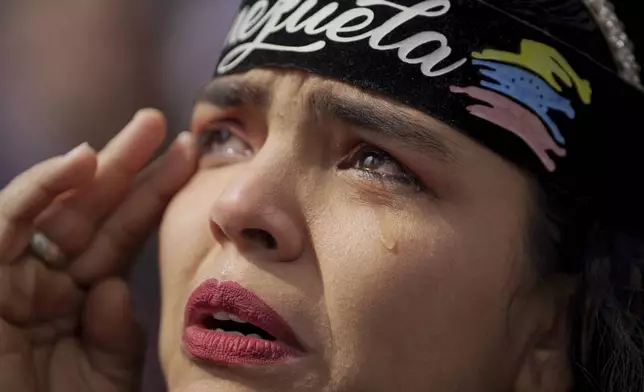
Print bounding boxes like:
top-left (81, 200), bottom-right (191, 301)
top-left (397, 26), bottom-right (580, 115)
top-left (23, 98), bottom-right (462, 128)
top-left (182, 279), bottom-right (303, 366)
top-left (202, 311), bottom-right (276, 341)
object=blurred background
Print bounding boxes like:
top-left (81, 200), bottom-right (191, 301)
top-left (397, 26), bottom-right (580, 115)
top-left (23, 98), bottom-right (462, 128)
top-left (0, 1), bottom-right (240, 390)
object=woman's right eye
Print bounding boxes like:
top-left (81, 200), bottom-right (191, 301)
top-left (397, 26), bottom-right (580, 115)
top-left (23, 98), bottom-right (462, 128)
top-left (197, 125), bottom-right (252, 161)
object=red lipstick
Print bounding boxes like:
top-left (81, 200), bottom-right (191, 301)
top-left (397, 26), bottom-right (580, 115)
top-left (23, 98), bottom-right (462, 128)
top-left (182, 279), bottom-right (303, 365)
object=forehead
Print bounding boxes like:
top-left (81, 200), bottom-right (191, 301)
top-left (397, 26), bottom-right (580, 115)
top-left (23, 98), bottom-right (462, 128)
top-left (193, 67), bottom-right (535, 221)
top-left (197, 68), bottom-right (478, 163)
top-left (201, 68), bottom-right (387, 106)
top-left (198, 68), bottom-right (460, 136)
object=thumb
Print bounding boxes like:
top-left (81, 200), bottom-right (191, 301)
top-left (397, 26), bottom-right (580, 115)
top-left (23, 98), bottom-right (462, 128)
top-left (82, 278), bottom-right (145, 388)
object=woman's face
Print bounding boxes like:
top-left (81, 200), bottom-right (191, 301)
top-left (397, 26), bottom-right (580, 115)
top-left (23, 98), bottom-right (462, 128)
top-left (158, 69), bottom-right (559, 392)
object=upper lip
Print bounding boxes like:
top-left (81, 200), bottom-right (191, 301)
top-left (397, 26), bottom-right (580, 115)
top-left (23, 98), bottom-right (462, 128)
top-left (184, 279), bottom-right (303, 350)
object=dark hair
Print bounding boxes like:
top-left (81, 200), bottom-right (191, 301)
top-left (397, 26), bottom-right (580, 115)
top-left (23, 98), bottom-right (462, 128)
top-left (572, 229), bottom-right (644, 392)
top-left (492, 1), bottom-right (644, 391)
top-left (531, 181), bottom-right (644, 392)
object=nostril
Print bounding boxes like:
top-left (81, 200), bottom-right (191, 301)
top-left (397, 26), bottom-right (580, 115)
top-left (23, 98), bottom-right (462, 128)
top-left (242, 228), bottom-right (278, 250)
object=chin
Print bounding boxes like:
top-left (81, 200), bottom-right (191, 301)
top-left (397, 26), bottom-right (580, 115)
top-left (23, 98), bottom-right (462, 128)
top-left (163, 354), bottom-right (329, 392)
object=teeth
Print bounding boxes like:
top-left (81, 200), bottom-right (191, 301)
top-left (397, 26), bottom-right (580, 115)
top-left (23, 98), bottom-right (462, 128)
top-left (229, 314), bottom-right (247, 324)
top-left (212, 312), bottom-right (248, 323)
top-left (213, 312), bottom-right (230, 321)
top-left (214, 328), bottom-right (243, 336)
top-left (214, 328), bottom-right (242, 336)
top-left (212, 328), bottom-right (263, 339)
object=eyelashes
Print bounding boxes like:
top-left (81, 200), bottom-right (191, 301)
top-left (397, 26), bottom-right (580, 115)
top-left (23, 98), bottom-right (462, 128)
top-left (198, 124), bottom-right (252, 160)
top-left (339, 143), bottom-right (425, 192)
top-left (196, 124), bottom-right (425, 194)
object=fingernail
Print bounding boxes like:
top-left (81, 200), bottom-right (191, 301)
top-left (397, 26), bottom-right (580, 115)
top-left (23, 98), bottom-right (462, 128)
top-left (168, 131), bottom-right (193, 153)
top-left (132, 109), bottom-right (146, 122)
top-left (176, 131), bottom-right (193, 147)
top-left (169, 132), bottom-right (198, 162)
top-left (65, 142), bottom-right (91, 158)
top-left (133, 108), bottom-right (161, 122)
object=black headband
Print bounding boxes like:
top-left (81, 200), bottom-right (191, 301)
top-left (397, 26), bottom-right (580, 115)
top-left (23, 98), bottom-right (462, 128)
top-left (215, 0), bottom-right (644, 236)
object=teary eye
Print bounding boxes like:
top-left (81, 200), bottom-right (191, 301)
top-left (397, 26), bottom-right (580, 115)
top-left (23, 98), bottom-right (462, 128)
top-left (198, 125), bottom-right (252, 159)
top-left (340, 144), bottom-right (423, 191)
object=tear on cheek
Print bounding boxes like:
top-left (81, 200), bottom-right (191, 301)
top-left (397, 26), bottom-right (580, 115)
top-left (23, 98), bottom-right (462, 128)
top-left (373, 206), bottom-right (398, 252)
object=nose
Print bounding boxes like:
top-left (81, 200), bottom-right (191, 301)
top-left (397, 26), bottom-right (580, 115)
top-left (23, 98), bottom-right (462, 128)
top-left (209, 161), bottom-right (305, 262)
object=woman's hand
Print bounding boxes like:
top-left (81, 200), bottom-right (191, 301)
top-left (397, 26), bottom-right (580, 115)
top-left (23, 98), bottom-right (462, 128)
top-left (0, 109), bottom-right (197, 392)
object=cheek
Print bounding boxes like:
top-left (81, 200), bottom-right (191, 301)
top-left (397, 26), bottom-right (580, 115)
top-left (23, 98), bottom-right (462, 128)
top-left (314, 201), bottom-right (522, 388)
top-left (160, 173), bottom-right (216, 286)
top-left (157, 172), bottom-right (223, 367)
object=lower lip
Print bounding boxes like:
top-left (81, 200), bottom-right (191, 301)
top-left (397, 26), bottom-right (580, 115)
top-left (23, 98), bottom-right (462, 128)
top-left (182, 326), bottom-right (299, 366)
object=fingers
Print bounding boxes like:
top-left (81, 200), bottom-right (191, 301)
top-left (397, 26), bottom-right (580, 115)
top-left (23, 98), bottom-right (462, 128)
top-left (36, 109), bottom-right (167, 257)
top-left (75, 108), bottom-right (167, 219)
top-left (82, 279), bottom-right (144, 389)
top-left (0, 320), bottom-right (37, 392)
top-left (23, 315), bottom-right (78, 345)
top-left (69, 132), bottom-right (198, 283)
top-left (0, 144), bottom-right (97, 264)
top-left (0, 255), bottom-right (84, 324)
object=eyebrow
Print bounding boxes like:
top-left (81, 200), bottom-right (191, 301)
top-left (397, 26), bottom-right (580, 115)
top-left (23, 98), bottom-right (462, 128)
top-left (195, 77), bottom-right (458, 163)
top-left (195, 78), bottom-right (269, 108)
top-left (309, 91), bottom-right (459, 163)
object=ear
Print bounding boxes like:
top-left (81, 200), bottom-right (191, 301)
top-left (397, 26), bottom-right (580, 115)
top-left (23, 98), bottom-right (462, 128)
top-left (514, 278), bottom-right (576, 392)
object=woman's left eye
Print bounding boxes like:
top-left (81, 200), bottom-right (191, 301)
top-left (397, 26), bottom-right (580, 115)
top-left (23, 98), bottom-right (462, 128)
top-left (340, 144), bottom-right (424, 191)
top-left (197, 125), bottom-right (252, 159)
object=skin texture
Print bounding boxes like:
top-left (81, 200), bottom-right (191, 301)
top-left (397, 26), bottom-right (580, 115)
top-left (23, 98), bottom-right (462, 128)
top-left (0, 109), bottom-right (197, 392)
top-left (0, 70), bottom-right (572, 392)
top-left (159, 69), bottom-right (572, 392)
